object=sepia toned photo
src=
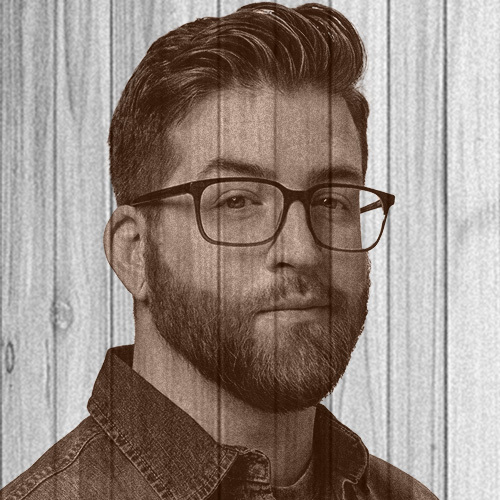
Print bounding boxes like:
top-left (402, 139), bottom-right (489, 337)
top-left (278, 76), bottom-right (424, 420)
top-left (2, 1), bottom-right (498, 499)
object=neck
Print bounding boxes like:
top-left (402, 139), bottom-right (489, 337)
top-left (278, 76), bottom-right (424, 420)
top-left (132, 316), bottom-right (316, 486)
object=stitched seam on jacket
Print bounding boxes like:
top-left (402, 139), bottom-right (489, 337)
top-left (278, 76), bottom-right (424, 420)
top-left (89, 398), bottom-right (237, 500)
top-left (5, 427), bottom-right (103, 500)
top-left (328, 417), bottom-right (369, 482)
top-left (88, 400), bottom-right (163, 492)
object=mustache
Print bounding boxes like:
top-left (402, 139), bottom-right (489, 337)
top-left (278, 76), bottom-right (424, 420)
top-left (149, 261), bottom-right (350, 318)
top-left (232, 273), bottom-right (349, 316)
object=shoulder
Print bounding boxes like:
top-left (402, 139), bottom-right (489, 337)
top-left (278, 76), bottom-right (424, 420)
top-left (0, 417), bottom-right (157, 500)
top-left (365, 454), bottom-right (439, 499)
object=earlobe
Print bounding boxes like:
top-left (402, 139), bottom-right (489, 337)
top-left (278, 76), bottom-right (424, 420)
top-left (104, 205), bottom-right (149, 302)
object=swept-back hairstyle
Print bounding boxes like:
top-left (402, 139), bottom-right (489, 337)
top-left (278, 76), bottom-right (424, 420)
top-left (109, 2), bottom-right (368, 206)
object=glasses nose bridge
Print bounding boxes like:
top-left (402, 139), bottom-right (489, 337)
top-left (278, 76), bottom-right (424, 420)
top-left (280, 186), bottom-right (312, 220)
top-left (275, 185), bottom-right (315, 242)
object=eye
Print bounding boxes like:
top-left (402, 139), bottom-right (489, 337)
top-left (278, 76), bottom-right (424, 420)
top-left (221, 195), bottom-right (252, 209)
top-left (315, 196), bottom-right (348, 211)
top-left (216, 190), bottom-right (262, 210)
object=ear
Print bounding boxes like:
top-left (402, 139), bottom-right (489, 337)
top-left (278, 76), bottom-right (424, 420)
top-left (104, 205), bottom-right (149, 302)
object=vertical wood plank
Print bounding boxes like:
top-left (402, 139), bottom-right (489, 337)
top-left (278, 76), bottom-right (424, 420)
top-left (111, 1), bottom-right (219, 348)
top-left (1, 0), bottom-right (56, 487)
top-left (316, 0), bottom-right (390, 466)
top-left (389, 1), bottom-right (446, 497)
top-left (447, 2), bottom-right (500, 498)
top-left (53, 1), bottom-right (111, 439)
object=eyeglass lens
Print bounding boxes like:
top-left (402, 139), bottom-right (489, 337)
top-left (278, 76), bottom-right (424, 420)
top-left (199, 181), bottom-right (385, 250)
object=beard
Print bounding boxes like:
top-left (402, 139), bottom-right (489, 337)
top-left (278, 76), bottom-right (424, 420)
top-left (144, 237), bottom-right (370, 414)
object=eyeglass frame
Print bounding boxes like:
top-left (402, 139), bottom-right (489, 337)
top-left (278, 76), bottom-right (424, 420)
top-left (130, 176), bottom-right (396, 252)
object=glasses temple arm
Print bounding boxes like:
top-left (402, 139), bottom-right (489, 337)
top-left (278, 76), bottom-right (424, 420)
top-left (360, 199), bottom-right (383, 214)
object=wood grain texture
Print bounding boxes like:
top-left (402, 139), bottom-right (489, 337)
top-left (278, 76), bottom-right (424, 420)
top-left (447, 2), bottom-right (500, 498)
top-left (1, 0), bottom-right (112, 486)
top-left (110, 0), bottom-right (220, 349)
top-left (315, 0), bottom-right (390, 468)
top-left (2, 1), bottom-right (498, 497)
top-left (1, 0), bottom-right (57, 486)
top-left (52, 0), bottom-right (111, 441)
top-left (388, 1), bottom-right (446, 497)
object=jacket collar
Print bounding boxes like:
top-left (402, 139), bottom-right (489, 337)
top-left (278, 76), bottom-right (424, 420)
top-left (88, 345), bottom-right (370, 499)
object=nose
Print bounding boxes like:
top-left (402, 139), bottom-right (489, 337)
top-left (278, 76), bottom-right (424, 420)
top-left (264, 200), bottom-right (323, 271)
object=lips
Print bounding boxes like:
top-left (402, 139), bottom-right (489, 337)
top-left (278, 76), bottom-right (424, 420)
top-left (259, 297), bottom-right (329, 312)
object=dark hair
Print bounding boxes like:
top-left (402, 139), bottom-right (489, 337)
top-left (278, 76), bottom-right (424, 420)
top-left (109, 2), bottom-right (368, 206)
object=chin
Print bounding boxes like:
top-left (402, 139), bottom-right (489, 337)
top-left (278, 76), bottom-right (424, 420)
top-left (214, 320), bottom-right (355, 414)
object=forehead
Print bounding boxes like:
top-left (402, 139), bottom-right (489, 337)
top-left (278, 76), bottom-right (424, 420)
top-left (167, 87), bottom-right (362, 187)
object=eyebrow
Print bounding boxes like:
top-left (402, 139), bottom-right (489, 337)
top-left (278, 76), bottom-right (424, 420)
top-left (197, 158), bottom-right (363, 185)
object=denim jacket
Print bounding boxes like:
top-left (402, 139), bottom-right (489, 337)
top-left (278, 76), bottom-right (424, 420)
top-left (2, 345), bottom-right (438, 499)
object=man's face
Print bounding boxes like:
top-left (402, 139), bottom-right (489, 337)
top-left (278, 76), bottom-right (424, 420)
top-left (144, 87), bottom-right (370, 413)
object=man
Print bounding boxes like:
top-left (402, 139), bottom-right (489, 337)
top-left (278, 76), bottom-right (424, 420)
top-left (2, 2), bottom-right (438, 499)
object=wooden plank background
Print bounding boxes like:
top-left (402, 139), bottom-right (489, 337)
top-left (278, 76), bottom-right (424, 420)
top-left (2, 1), bottom-right (499, 498)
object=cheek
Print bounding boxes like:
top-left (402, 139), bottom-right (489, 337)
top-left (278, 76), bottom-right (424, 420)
top-left (329, 253), bottom-right (369, 295)
top-left (195, 250), bottom-right (265, 296)
top-left (158, 217), bottom-right (262, 294)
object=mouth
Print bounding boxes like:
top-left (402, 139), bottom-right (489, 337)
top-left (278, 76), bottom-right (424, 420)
top-left (259, 298), bottom-right (329, 312)
top-left (258, 302), bottom-right (331, 317)
top-left (261, 305), bottom-right (328, 312)
top-left (255, 306), bottom-right (330, 326)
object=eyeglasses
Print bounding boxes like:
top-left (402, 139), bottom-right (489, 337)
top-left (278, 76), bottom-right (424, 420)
top-left (130, 177), bottom-right (395, 252)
